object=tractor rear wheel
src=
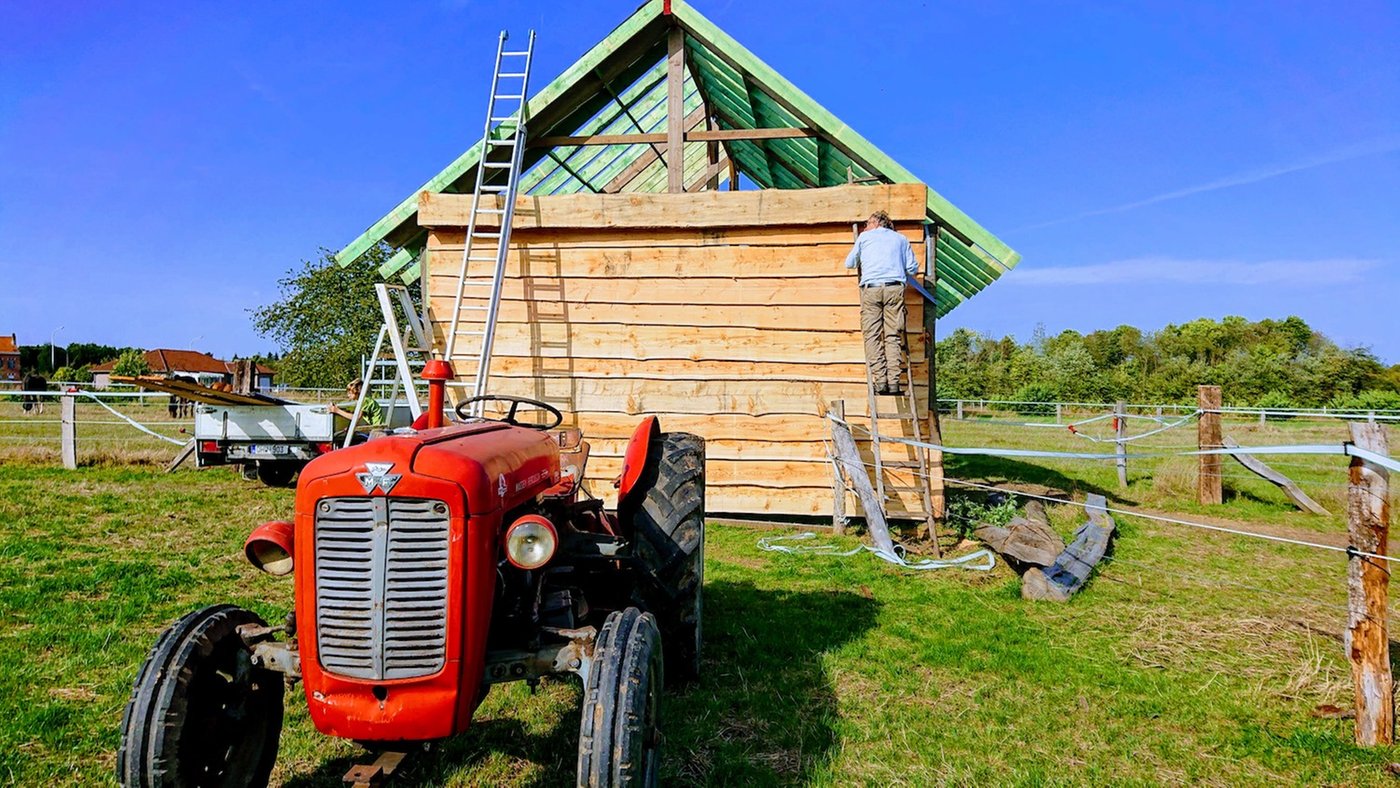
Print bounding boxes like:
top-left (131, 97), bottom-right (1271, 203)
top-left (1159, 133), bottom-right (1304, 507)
top-left (577, 607), bottom-right (662, 787)
top-left (117, 604), bottom-right (284, 788)
top-left (626, 432), bottom-right (704, 683)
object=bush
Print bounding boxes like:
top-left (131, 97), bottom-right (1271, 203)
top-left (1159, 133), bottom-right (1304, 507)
top-left (1253, 390), bottom-right (1296, 420)
top-left (946, 494), bottom-right (1020, 540)
top-left (52, 365), bottom-right (93, 383)
top-left (1329, 389), bottom-right (1400, 413)
top-left (1011, 383), bottom-right (1059, 417)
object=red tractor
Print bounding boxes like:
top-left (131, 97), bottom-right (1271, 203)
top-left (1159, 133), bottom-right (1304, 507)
top-left (117, 363), bottom-right (705, 787)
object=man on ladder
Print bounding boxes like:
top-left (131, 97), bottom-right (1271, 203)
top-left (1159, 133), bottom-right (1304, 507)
top-left (845, 210), bottom-right (919, 395)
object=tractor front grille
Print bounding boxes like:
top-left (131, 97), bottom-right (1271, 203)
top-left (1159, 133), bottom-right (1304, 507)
top-left (314, 497), bottom-right (451, 680)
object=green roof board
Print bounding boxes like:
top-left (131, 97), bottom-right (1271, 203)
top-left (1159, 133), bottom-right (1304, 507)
top-left (336, 0), bottom-right (1019, 314)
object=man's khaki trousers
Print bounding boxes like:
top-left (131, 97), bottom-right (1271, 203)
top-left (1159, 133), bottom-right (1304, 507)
top-left (859, 284), bottom-right (906, 390)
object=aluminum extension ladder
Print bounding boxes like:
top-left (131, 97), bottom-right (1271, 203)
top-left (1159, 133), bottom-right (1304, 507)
top-left (442, 30), bottom-right (537, 416)
top-left (345, 284), bottom-right (432, 446)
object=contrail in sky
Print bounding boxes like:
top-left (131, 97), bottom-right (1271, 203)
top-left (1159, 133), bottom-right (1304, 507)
top-left (1015, 134), bottom-right (1400, 233)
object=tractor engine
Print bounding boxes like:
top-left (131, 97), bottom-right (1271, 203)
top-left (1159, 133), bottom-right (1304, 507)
top-left (288, 422), bottom-right (560, 742)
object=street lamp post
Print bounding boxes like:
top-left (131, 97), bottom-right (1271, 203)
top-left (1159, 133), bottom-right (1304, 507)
top-left (51, 325), bottom-right (63, 372)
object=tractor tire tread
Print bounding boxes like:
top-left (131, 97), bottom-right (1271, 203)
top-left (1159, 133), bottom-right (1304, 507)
top-left (577, 608), bottom-right (661, 787)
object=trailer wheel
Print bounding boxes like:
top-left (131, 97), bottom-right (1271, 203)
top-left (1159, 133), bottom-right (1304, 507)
top-left (577, 608), bottom-right (662, 787)
top-left (626, 432), bottom-right (704, 683)
top-left (117, 605), bottom-right (283, 788)
top-left (255, 462), bottom-right (296, 488)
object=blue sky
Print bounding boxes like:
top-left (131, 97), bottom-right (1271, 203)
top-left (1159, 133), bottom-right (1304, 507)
top-left (2, 1), bottom-right (1397, 362)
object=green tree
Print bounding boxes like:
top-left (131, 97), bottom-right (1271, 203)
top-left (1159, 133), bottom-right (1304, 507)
top-left (112, 350), bottom-right (151, 377)
top-left (53, 365), bottom-right (93, 383)
top-left (251, 244), bottom-right (412, 389)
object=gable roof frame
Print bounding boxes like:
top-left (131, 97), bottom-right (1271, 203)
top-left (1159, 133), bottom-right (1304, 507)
top-left (333, 0), bottom-right (1019, 314)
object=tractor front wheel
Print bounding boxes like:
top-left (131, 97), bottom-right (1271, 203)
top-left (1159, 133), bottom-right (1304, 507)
top-left (118, 604), bottom-right (284, 788)
top-left (577, 607), bottom-right (662, 787)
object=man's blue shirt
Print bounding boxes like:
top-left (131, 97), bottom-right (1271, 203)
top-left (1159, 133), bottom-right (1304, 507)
top-left (843, 226), bottom-right (919, 285)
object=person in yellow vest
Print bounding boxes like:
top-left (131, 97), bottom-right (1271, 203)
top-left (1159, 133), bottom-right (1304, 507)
top-left (844, 210), bottom-right (919, 395)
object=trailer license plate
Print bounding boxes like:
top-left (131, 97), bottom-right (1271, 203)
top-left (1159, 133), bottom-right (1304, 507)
top-left (249, 444), bottom-right (289, 456)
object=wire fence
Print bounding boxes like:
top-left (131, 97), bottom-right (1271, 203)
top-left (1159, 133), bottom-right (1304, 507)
top-left (938, 397), bottom-right (1400, 423)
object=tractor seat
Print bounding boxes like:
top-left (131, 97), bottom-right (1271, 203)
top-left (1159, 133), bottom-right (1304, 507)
top-left (542, 439), bottom-right (590, 500)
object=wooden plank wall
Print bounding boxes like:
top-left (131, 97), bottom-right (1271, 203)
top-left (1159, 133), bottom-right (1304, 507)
top-left (420, 185), bottom-right (935, 518)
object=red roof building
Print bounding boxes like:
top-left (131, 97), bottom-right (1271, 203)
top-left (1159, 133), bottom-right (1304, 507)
top-left (0, 334), bottom-right (19, 384)
top-left (90, 349), bottom-right (274, 390)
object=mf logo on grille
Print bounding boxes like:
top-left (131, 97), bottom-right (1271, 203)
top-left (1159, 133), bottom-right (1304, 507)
top-left (357, 462), bottom-right (401, 495)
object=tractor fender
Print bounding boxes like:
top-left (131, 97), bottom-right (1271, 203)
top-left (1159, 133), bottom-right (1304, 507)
top-left (615, 416), bottom-right (661, 507)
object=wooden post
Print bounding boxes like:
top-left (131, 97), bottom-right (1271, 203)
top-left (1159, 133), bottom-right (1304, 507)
top-left (956, 400), bottom-right (964, 420)
top-left (1346, 422), bottom-right (1392, 746)
top-left (923, 230), bottom-right (945, 527)
top-left (666, 26), bottom-right (686, 193)
top-left (1055, 402), bottom-right (1062, 424)
top-left (1114, 401), bottom-right (1128, 487)
top-left (60, 393), bottom-right (77, 470)
top-left (830, 400), bottom-right (847, 535)
top-left (1198, 386), bottom-right (1223, 505)
top-left (1260, 409), bottom-right (1267, 425)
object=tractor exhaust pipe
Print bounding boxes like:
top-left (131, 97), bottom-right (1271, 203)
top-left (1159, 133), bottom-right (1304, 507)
top-left (421, 360), bottom-right (455, 429)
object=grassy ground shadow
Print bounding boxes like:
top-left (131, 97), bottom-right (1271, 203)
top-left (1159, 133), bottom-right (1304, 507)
top-left (283, 580), bottom-right (879, 786)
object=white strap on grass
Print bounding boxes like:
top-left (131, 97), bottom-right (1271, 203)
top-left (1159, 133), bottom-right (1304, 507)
top-left (757, 532), bottom-right (997, 572)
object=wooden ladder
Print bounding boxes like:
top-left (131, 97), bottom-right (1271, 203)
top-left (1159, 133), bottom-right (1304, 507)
top-left (863, 357), bottom-right (939, 553)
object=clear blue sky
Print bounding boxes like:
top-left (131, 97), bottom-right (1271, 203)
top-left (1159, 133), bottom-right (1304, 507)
top-left (2, 1), bottom-right (1397, 362)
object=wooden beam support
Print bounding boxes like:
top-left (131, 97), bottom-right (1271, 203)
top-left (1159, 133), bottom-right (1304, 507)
top-left (599, 105), bottom-right (708, 194)
top-left (528, 127), bottom-right (816, 148)
top-left (667, 26), bottom-right (686, 193)
top-left (1347, 421), bottom-right (1392, 746)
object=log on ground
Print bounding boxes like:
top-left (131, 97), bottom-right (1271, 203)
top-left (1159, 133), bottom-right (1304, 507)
top-left (1022, 494), bottom-right (1116, 602)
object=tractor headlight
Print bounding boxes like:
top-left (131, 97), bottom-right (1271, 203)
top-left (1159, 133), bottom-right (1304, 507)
top-left (505, 515), bottom-right (557, 570)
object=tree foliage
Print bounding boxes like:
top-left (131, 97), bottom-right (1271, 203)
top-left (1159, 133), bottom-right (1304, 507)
top-left (251, 245), bottom-right (413, 389)
top-left (936, 315), bottom-right (1395, 408)
top-left (52, 365), bottom-right (93, 383)
top-left (112, 349), bottom-right (151, 377)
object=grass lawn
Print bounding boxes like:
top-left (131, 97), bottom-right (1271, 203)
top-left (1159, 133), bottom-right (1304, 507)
top-left (2, 433), bottom-right (1398, 784)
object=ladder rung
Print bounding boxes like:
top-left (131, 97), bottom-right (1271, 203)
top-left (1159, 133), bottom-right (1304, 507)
top-left (490, 116), bottom-right (519, 122)
top-left (495, 94), bottom-right (526, 100)
top-left (476, 208), bottom-right (506, 214)
top-left (501, 51), bottom-right (531, 56)
top-left (498, 72), bottom-right (528, 78)
top-left (458, 305), bottom-right (489, 311)
top-left (455, 330), bottom-right (486, 336)
top-left (483, 163), bottom-right (513, 169)
top-left (472, 231), bottom-right (503, 238)
top-left (486, 139), bottom-right (517, 146)
top-left (461, 280), bottom-right (493, 286)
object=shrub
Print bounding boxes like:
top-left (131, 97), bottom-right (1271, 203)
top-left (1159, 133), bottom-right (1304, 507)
top-left (1330, 389), bottom-right (1400, 413)
top-left (1011, 383), bottom-right (1059, 417)
top-left (1253, 390), bottom-right (1296, 420)
top-left (52, 365), bottom-right (93, 383)
top-left (946, 494), bottom-right (1020, 540)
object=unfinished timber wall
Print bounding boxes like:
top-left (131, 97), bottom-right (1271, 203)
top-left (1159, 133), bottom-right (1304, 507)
top-left (418, 183), bottom-right (935, 519)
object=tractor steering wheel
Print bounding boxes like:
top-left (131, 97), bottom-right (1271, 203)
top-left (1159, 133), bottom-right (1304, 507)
top-left (455, 395), bottom-right (564, 431)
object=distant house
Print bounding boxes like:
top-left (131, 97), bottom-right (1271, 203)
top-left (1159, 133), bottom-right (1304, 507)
top-left (90, 349), bottom-right (274, 391)
top-left (0, 334), bottom-right (19, 386)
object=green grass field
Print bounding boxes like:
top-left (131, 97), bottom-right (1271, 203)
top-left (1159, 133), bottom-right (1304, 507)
top-left (2, 427), bottom-right (1398, 785)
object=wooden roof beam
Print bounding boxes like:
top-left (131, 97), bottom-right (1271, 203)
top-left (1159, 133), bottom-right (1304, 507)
top-left (529, 127), bottom-right (815, 148)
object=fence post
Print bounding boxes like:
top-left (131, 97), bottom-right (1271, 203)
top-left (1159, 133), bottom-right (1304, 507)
top-left (60, 393), bottom-right (77, 470)
top-left (1198, 386), bottom-right (1223, 505)
top-left (1346, 421), bottom-right (1392, 746)
top-left (1114, 401), bottom-right (1128, 487)
top-left (1055, 403), bottom-right (1062, 424)
top-left (956, 400), bottom-right (964, 420)
top-left (1260, 409), bottom-right (1267, 425)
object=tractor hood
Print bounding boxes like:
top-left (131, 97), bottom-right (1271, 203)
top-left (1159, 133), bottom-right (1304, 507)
top-left (298, 423), bottom-right (561, 515)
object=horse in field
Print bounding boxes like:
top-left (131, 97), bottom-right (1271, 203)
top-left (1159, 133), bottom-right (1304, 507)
top-left (21, 374), bottom-right (47, 415)
top-left (168, 375), bottom-right (196, 419)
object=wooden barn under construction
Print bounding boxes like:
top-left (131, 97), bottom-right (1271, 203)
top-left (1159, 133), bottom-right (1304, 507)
top-left (335, 0), bottom-right (1019, 524)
